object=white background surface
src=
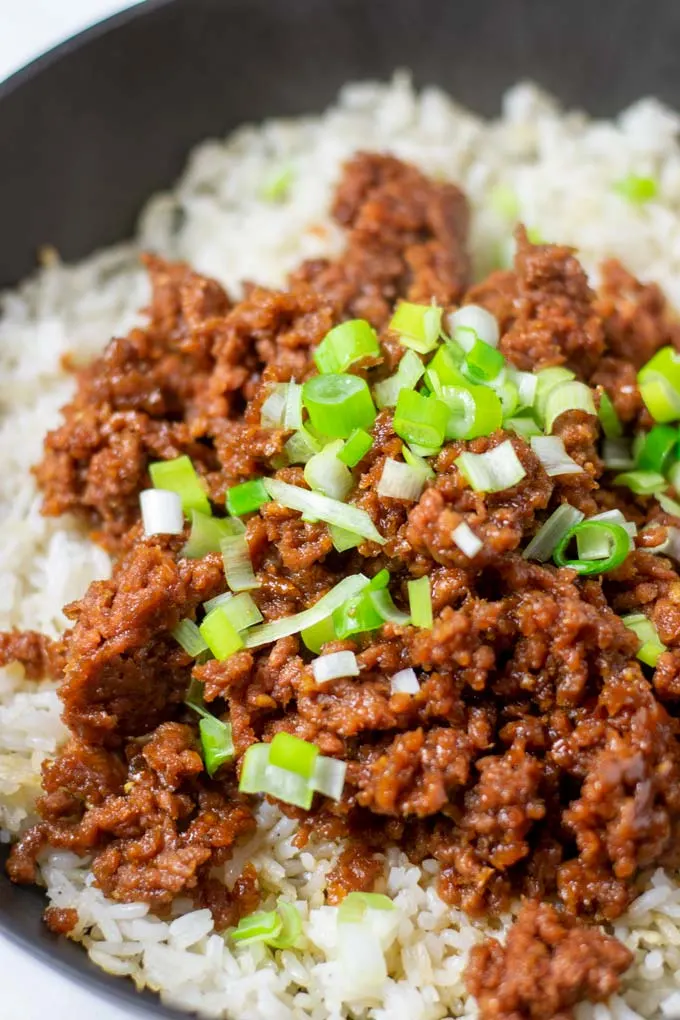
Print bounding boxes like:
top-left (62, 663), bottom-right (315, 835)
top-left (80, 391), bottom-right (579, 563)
top-left (0, 7), bottom-right (151, 1019)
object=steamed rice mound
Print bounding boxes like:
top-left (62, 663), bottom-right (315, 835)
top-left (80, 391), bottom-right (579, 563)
top-left (3, 78), bottom-right (680, 1020)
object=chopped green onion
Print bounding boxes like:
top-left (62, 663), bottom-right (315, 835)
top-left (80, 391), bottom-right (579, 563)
top-left (408, 576), bottom-right (433, 629)
top-left (669, 461), bottom-right (680, 493)
top-left (264, 477), bottom-right (384, 544)
top-left (598, 391), bottom-right (623, 439)
top-left (403, 445), bottom-right (435, 479)
top-left (544, 381), bottom-right (596, 433)
top-left (613, 470), bottom-right (667, 495)
top-left (185, 676), bottom-right (210, 718)
top-left (260, 384), bottom-right (289, 428)
top-left (204, 591), bottom-right (263, 631)
top-left (338, 428), bottom-right (373, 467)
top-left (621, 612), bottom-right (666, 667)
top-left (377, 458), bottom-right (428, 501)
top-left (522, 504), bottom-right (585, 562)
top-left (226, 479), bottom-right (271, 519)
top-left (329, 524), bottom-right (363, 552)
top-left (658, 493), bottom-right (680, 516)
top-left (374, 350), bottom-right (425, 409)
top-left (269, 732), bottom-right (319, 779)
top-left (614, 174), bottom-right (658, 205)
top-left (602, 437), bottom-right (635, 470)
top-left (304, 440), bottom-right (353, 501)
top-left (149, 455), bottom-right (211, 516)
top-left (338, 892), bottom-right (395, 925)
top-left (426, 344), bottom-right (467, 392)
top-left (530, 435), bottom-right (584, 477)
top-left (489, 183), bottom-right (520, 221)
top-left (441, 384), bottom-right (503, 440)
top-left (268, 901), bottom-right (303, 950)
top-left (635, 425), bottom-right (678, 473)
top-left (455, 440), bottom-right (526, 493)
top-left (314, 319), bottom-right (380, 374)
top-left (390, 667), bottom-right (419, 695)
top-left (369, 569), bottom-right (390, 590)
top-left (283, 383), bottom-right (303, 430)
top-left (494, 379), bottom-right (519, 418)
top-left (368, 587), bottom-right (411, 625)
top-left (512, 370), bottom-right (538, 410)
top-left (199, 605), bottom-right (244, 660)
top-left (638, 347), bottom-right (680, 423)
top-left (302, 373), bottom-right (376, 438)
top-left (245, 574), bottom-right (369, 648)
top-left (140, 489), bottom-right (184, 537)
top-left (390, 302), bottom-right (442, 354)
top-left (534, 367), bottom-right (576, 422)
top-left (505, 415), bottom-right (542, 439)
top-left (553, 521), bottom-right (631, 575)
top-left (309, 756), bottom-right (347, 801)
top-left (332, 590), bottom-right (384, 638)
top-left (221, 533), bottom-right (260, 591)
top-left (463, 339), bottom-right (506, 383)
top-left (300, 614), bottom-right (338, 654)
top-left (172, 619), bottom-right (209, 657)
top-left (199, 716), bottom-right (234, 777)
top-left (312, 650), bottom-right (359, 684)
top-left (260, 163), bottom-right (294, 202)
top-left (232, 908), bottom-right (283, 945)
top-left (586, 509), bottom-right (636, 549)
top-left (451, 521), bottom-right (483, 558)
top-left (182, 510), bottom-right (244, 558)
top-left (449, 305), bottom-right (500, 349)
top-left (393, 389), bottom-right (449, 450)
top-left (284, 426), bottom-right (322, 465)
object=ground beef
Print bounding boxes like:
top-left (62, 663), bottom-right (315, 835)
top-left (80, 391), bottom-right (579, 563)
top-left (465, 901), bottom-right (633, 1020)
top-left (43, 906), bottom-right (79, 936)
top-left (13, 153), bottom-right (680, 1018)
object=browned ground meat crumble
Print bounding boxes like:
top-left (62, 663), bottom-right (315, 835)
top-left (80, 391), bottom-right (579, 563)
top-left (10, 151), bottom-right (680, 1017)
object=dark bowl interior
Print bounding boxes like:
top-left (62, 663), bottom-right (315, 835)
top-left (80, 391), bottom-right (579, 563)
top-left (2, 0), bottom-right (680, 1013)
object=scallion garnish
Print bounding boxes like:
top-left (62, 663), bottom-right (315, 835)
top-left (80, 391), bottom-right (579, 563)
top-left (597, 391), bottom-right (623, 439)
top-left (638, 347), bottom-right (680, 423)
top-left (172, 618), bottom-right (209, 657)
top-left (203, 591), bottom-right (263, 631)
top-left (182, 509), bottom-right (244, 557)
top-left (621, 612), bottom-right (666, 666)
top-left (302, 373), bottom-right (376, 438)
top-left (552, 520), bottom-right (630, 575)
top-left (463, 338), bottom-right (505, 383)
top-left (522, 504), bottom-right (585, 562)
top-left (543, 380), bottom-right (596, 433)
top-left (199, 605), bottom-right (244, 660)
top-left (314, 319), bottom-right (380, 374)
top-left (441, 384), bottom-right (503, 440)
top-left (263, 478), bottom-right (384, 545)
top-left (239, 737), bottom-right (346, 807)
top-left (373, 349), bottom-right (425, 409)
top-left (393, 389), bottom-right (449, 450)
top-left (149, 455), bottom-right (211, 516)
top-left (390, 302), bottom-right (442, 354)
top-left (613, 470), bottom-right (667, 495)
top-left (390, 667), bottom-right (420, 695)
top-left (338, 428), bottom-right (373, 467)
top-left (377, 458), bottom-right (428, 501)
top-left (244, 574), bottom-right (369, 648)
top-left (455, 440), bottom-right (526, 493)
top-left (407, 576), bottom-right (432, 629)
top-left (221, 532), bottom-right (260, 591)
top-left (284, 425), bottom-right (322, 465)
top-left (140, 488), bottom-right (184, 537)
top-left (613, 174), bottom-right (658, 205)
top-left (198, 715), bottom-right (235, 777)
top-left (304, 440), bottom-right (353, 501)
top-left (530, 435), bottom-right (584, 477)
top-left (448, 304), bottom-right (500, 349)
top-left (635, 424), bottom-right (678, 474)
top-left (451, 521), bottom-right (483, 558)
top-left (312, 650), bottom-right (359, 684)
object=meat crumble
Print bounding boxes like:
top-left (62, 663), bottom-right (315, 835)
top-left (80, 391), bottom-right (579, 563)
top-left (9, 151), bottom-right (680, 1017)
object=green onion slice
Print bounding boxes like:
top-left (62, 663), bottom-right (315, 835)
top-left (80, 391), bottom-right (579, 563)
top-left (333, 591), bottom-right (384, 638)
top-left (407, 576), bottom-right (432, 629)
top-left (302, 373), bottom-right (376, 438)
top-left (203, 591), bottom-right (263, 631)
top-left (232, 909), bottom-right (283, 945)
top-left (172, 619), bottom-right (209, 657)
top-left (505, 415), bottom-right (542, 439)
top-left (182, 510), bottom-right (245, 558)
top-left (394, 389), bottom-right (449, 450)
top-left (199, 606), bottom-right (245, 660)
top-left (284, 425), bottom-right (322, 465)
top-left (621, 612), bottom-right (666, 667)
top-left (284, 382), bottom-right (303, 430)
top-left (613, 470), bottom-right (667, 495)
top-left (267, 901), bottom-right (303, 950)
top-left (374, 350), bottom-right (425, 409)
top-left (522, 504), bottom-right (585, 562)
top-left (553, 521), bottom-right (631, 575)
top-left (463, 338), bottom-right (506, 383)
top-left (602, 437), bottom-right (635, 470)
top-left (534, 367), bottom-right (576, 422)
top-left (635, 424), bottom-right (678, 474)
top-left (390, 302), bottom-right (442, 354)
top-left (149, 455), bottom-right (211, 516)
top-left (260, 384), bottom-right (289, 428)
top-left (455, 440), bottom-right (526, 493)
top-left (449, 304), bottom-right (500, 349)
top-left (304, 440), bottom-right (353, 501)
top-left (264, 477), bottom-right (384, 544)
top-left (199, 716), bottom-right (234, 777)
top-left (244, 574), bottom-right (369, 648)
top-left (221, 533), bottom-right (260, 591)
top-left (441, 384), bottom-right (503, 440)
top-left (614, 174), bottom-right (658, 205)
top-left (269, 731), bottom-right (319, 779)
top-left (377, 458), bottom-right (428, 501)
top-left (544, 381), bottom-right (596, 433)
top-left (597, 391), bottom-right (623, 439)
top-left (338, 428), bottom-right (373, 467)
top-left (314, 319), bottom-right (380, 374)
top-left (530, 435), bottom-right (583, 477)
top-left (338, 892), bottom-right (395, 925)
top-left (658, 493), bottom-right (680, 517)
top-left (638, 347), bottom-right (680, 423)
top-left (329, 524), bottom-right (363, 552)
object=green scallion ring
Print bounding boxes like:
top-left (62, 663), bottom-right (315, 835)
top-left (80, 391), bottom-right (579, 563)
top-left (302, 373), bottom-right (377, 438)
top-left (553, 521), bottom-right (631, 575)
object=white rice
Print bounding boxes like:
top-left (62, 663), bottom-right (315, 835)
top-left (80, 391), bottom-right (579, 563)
top-left (3, 75), bottom-right (680, 1019)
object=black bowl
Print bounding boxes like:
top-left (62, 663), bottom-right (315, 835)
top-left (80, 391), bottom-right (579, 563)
top-left (2, 0), bottom-right (680, 1013)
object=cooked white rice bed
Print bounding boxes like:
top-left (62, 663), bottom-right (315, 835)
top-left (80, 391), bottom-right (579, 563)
top-left (3, 77), bottom-right (680, 1019)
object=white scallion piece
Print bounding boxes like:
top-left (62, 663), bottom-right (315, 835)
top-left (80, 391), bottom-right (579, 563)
top-left (140, 489), bottom-right (184, 537)
top-left (310, 757), bottom-right (347, 800)
top-left (377, 458), bottom-right (427, 501)
top-left (588, 509), bottom-right (637, 548)
top-left (244, 574), bottom-right (369, 648)
top-left (602, 437), bottom-right (635, 470)
top-left (448, 304), bottom-right (500, 348)
top-left (220, 534), bottom-right (260, 591)
top-left (304, 440), bottom-right (353, 501)
top-left (312, 651), bottom-right (359, 684)
top-left (260, 383), bottom-right (288, 428)
top-left (390, 668), bottom-right (419, 695)
top-left (264, 478), bottom-right (384, 545)
top-left (451, 521), bottom-right (483, 558)
top-left (455, 440), bottom-right (526, 493)
top-left (522, 504), bottom-right (584, 562)
top-left (530, 436), bottom-right (584, 476)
